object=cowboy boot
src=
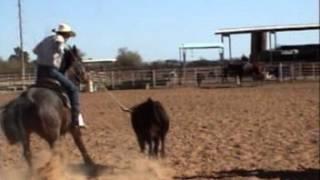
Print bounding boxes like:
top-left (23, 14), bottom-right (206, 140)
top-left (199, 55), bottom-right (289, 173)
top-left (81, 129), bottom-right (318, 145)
top-left (78, 113), bottom-right (87, 128)
top-left (72, 111), bottom-right (87, 129)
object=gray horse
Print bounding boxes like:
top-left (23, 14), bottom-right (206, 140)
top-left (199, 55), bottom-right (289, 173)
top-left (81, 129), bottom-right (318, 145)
top-left (0, 46), bottom-right (94, 168)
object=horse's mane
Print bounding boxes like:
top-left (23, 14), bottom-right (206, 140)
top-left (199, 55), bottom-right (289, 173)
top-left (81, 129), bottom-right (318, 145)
top-left (59, 48), bottom-right (75, 74)
top-left (62, 46), bottom-right (86, 86)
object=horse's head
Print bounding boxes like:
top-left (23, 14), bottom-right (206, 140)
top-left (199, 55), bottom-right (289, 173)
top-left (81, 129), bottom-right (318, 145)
top-left (61, 45), bottom-right (89, 86)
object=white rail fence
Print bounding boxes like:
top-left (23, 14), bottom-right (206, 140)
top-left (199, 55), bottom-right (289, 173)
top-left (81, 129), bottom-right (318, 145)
top-left (0, 73), bottom-right (34, 91)
top-left (0, 62), bottom-right (319, 91)
top-left (89, 62), bottom-right (319, 90)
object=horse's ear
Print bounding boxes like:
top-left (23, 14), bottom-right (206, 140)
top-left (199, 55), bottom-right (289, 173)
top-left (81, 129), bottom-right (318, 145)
top-left (72, 45), bottom-right (77, 52)
top-left (72, 45), bottom-right (80, 56)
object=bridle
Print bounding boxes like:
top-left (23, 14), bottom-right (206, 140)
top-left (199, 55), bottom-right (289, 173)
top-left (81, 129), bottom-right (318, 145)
top-left (63, 47), bottom-right (88, 85)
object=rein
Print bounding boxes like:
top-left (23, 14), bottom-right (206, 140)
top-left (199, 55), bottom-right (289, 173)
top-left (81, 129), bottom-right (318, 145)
top-left (106, 90), bottom-right (131, 112)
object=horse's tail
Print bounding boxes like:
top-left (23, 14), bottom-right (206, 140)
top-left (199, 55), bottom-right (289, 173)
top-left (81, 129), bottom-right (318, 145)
top-left (0, 94), bottom-right (30, 144)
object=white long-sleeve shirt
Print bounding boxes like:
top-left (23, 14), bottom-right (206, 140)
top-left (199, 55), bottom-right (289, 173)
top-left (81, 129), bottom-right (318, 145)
top-left (33, 35), bottom-right (66, 69)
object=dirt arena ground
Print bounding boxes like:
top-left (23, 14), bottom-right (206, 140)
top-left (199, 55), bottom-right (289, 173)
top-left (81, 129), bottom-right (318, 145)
top-left (0, 82), bottom-right (319, 180)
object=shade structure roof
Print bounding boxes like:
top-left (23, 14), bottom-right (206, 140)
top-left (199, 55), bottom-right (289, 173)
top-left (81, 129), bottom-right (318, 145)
top-left (215, 23), bottom-right (320, 35)
top-left (180, 43), bottom-right (224, 50)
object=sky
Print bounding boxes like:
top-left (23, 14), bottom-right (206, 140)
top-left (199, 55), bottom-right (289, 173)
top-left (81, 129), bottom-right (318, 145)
top-left (0, 0), bottom-right (319, 61)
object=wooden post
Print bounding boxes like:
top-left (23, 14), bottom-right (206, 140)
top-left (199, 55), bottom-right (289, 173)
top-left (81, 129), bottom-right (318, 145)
top-left (152, 70), bottom-right (156, 88)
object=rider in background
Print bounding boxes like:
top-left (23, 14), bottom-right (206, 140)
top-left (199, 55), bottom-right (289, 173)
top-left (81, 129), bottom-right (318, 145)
top-left (241, 55), bottom-right (253, 71)
top-left (33, 23), bottom-right (85, 128)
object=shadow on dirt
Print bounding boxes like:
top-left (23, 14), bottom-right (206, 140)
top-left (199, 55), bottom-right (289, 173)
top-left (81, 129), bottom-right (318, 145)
top-left (68, 163), bottom-right (111, 178)
top-left (174, 168), bottom-right (320, 180)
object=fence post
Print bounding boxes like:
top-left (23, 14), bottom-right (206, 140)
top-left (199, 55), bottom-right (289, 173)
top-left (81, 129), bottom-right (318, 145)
top-left (214, 68), bottom-right (218, 83)
top-left (131, 72), bottom-right (135, 87)
top-left (88, 79), bottom-right (94, 92)
top-left (236, 75), bottom-right (241, 85)
top-left (299, 62), bottom-right (303, 80)
top-left (278, 63), bottom-right (283, 82)
top-left (152, 70), bottom-right (156, 88)
top-left (194, 68), bottom-right (198, 86)
top-left (117, 71), bottom-right (122, 86)
top-left (111, 71), bottom-right (115, 89)
top-left (7, 74), bottom-right (10, 86)
top-left (312, 63), bottom-right (316, 80)
top-left (290, 63), bottom-right (295, 81)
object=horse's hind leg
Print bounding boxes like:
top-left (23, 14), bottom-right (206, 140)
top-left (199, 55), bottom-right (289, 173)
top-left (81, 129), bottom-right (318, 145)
top-left (160, 135), bottom-right (166, 158)
top-left (153, 137), bottom-right (160, 157)
top-left (146, 137), bottom-right (153, 156)
top-left (22, 132), bottom-right (32, 167)
top-left (70, 127), bottom-right (94, 165)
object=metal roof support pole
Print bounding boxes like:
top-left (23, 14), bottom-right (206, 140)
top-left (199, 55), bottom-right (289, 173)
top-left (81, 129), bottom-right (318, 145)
top-left (182, 49), bottom-right (187, 85)
top-left (269, 32), bottom-right (273, 63)
top-left (268, 32), bottom-right (272, 49)
top-left (179, 48), bottom-right (181, 62)
top-left (220, 36), bottom-right (225, 60)
top-left (228, 35), bottom-right (232, 59)
top-left (178, 48), bottom-right (182, 85)
top-left (273, 32), bottom-right (277, 48)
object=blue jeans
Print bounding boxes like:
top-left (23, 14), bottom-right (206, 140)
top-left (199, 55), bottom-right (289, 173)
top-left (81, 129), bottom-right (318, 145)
top-left (37, 65), bottom-right (80, 120)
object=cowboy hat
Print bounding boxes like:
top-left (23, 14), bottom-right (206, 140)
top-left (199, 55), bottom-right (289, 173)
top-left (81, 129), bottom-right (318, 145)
top-left (52, 23), bottom-right (76, 37)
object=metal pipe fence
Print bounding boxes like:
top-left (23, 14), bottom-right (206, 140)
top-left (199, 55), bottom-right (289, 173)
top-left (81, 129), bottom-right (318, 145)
top-left (0, 62), bottom-right (319, 91)
top-left (88, 62), bottom-right (319, 90)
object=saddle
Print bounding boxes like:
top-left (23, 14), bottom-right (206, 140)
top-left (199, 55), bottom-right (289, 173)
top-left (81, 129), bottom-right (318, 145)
top-left (31, 78), bottom-right (71, 108)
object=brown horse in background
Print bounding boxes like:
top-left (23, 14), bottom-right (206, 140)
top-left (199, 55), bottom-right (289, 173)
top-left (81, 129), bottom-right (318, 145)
top-left (222, 56), bottom-right (265, 85)
top-left (0, 46), bottom-right (94, 168)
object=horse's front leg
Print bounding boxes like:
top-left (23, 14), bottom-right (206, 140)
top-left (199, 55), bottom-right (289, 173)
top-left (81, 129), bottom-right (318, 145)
top-left (70, 127), bottom-right (94, 165)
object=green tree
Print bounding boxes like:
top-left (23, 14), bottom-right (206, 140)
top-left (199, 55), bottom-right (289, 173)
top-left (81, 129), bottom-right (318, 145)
top-left (8, 46), bottom-right (30, 62)
top-left (0, 47), bottom-right (33, 73)
top-left (115, 47), bottom-right (142, 67)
